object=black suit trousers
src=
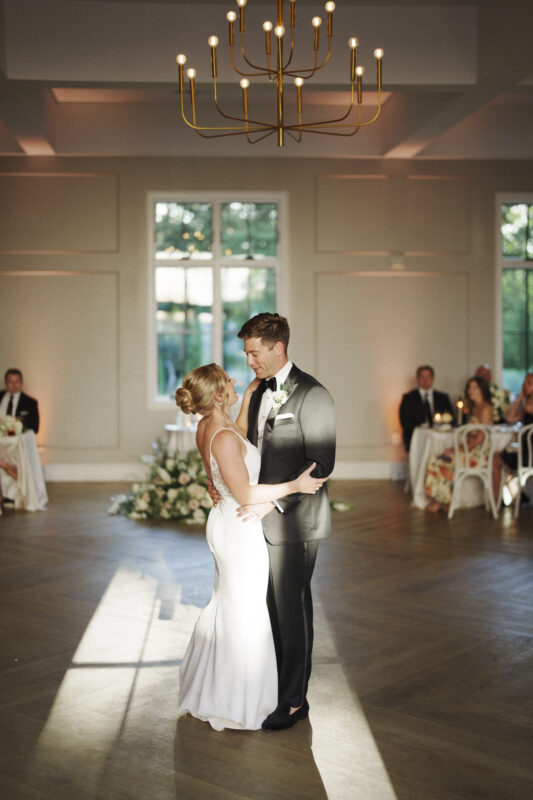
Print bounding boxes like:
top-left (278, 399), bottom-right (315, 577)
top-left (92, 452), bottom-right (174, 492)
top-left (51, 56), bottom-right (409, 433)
top-left (266, 539), bottom-right (319, 708)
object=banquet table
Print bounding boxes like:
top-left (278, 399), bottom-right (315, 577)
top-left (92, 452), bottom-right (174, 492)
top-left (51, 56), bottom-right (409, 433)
top-left (409, 425), bottom-right (515, 510)
top-left (0, 430), bottom-right (48, 512)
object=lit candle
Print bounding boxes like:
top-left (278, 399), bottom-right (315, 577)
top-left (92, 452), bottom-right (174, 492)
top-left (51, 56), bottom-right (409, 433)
top-left (434, 413), bottom-right (441, 425)
top-left (457, 400), bottom-right (464, 426)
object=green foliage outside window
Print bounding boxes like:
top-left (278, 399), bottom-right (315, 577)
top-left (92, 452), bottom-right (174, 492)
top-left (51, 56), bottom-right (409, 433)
top-left (222, 267), bottom-right (277, 391)
top-left (501, 203), bottom-right (533, 394)
top-left (156, 267), bottom-right (213, 397)
top-left (501, 203), bottom-right (533, 261)
top-left (155, 202), bottom-right (212, 260)
top-left (221, 202), bottom-right (278, 259)
top-left (502, 234), bottom-right (533, 395)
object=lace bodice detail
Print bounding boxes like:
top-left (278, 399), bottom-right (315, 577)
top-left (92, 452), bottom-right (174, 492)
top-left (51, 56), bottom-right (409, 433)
top-left (209, 427), bottom-right (260, 499)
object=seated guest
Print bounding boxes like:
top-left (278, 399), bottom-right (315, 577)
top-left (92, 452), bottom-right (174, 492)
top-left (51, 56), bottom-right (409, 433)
top-left (492, 372), bottom-right (533, 497)
top-left (399, 365), bottom-right (453, 452)
top-left (474, 364), bottom-right (510, 423)
top-left (425, 376), bottom-right (493, 512)
top-left (0, 368), bottom-right (39, 433)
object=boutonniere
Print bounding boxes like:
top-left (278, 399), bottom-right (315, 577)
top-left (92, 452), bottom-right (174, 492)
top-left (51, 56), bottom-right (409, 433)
top-left (272, 384), bottom-right (289, 411)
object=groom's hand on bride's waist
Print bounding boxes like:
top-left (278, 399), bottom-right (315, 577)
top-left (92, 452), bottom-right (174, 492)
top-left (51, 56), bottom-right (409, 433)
top-left (207, 479), bottom-right (222, 506)
top-left (236, 502), bottom-right (273, 522)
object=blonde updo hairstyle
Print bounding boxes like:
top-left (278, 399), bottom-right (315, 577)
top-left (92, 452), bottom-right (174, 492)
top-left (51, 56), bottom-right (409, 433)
top-left (175, 363), bottom-right (228, 416)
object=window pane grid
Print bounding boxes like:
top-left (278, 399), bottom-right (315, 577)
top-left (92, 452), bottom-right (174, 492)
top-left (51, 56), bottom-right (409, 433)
top-left (151, 197), bottom-right (281, 402)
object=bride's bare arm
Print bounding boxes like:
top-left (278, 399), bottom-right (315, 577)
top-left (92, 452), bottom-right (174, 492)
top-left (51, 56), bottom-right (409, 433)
top-left (212, 430), bottom-right (326, 506)
top-left (235, 378), bottom-right (261, 435)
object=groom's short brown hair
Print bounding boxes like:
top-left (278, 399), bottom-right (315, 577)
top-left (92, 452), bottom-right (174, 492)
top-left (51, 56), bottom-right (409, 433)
top-left (238, 313), bottom-right (290, 351)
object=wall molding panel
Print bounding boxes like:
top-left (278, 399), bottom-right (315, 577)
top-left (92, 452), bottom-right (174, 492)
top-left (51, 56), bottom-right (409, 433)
top-left (0, 270), bottom-right (120, 449)
top-left (315, 173), bottom-right (470, 255)
top-left (315, 270), bottom-right (470, 463)
top-left (0, 172), bottom-right (118, 253)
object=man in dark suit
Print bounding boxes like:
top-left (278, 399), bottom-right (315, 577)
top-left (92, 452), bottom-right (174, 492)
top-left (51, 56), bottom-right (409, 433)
top-left (236, 313), bottom-right (336, 731)
top-left (399, 365), bottom-right (452, 452)
top-left (0, 368), bottom-right (40, 433)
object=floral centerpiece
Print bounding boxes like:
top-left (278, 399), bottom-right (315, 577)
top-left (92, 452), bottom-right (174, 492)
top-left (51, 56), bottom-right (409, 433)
top-left (0, 415), bottom-right (23, 437)
top-left (109, 438), bottom-right (211, 524)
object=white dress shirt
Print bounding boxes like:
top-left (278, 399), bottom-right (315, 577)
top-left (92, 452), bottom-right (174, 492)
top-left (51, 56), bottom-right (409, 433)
top-left (0, 391), bottom-right (20, 417)
top-left (257, 360), bottom-right (293, 453)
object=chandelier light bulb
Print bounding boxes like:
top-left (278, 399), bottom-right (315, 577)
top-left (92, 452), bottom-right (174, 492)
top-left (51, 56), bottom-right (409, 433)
top-left (176, 54), bottom-right (187, 65)
top-left (186, 68), bottom-right (197, 79)
top-left (325, 2), bottom-right (335, 12)
top-left (312, 17), bottom-right (322, 27)
top-left (274, 24), bottom-right (285, 37)
top-left (226, 10), bottom-right (237, 22)
top-left (355, 66), bottom-right (364, 76)
top-left (348, 37), bottom-right (358, 49)
top-left (374, 48), bottom-right (384, 59)
top-left (263, 20), bottom-right (273, 31)
top-left (294, 77), bottom-right (304, 87)
top-left (208, 36), bottom-right (219, 47)
top-left (240, 79), bottom-right (250, 89)
top-left (236, 0), bottom-right (247, 7)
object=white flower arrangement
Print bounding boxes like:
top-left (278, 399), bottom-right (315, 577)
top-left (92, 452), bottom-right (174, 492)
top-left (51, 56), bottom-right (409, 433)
top-left (330, 500), bottom-right (353, 512)
top-left (490, 383), bottom-right (510, 422)
top-left (109, 438), bottom-right (212, 524)
top-left (272, 384), bottom-right (290, 411)
top-left (0, 415), bottom-right (23, 437)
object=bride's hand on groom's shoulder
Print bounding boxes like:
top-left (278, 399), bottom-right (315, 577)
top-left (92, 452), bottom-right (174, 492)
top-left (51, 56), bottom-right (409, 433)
top-left (245, 377), bottom-right (261, 395)
top-left (236, 502), bottom-right (273, 522)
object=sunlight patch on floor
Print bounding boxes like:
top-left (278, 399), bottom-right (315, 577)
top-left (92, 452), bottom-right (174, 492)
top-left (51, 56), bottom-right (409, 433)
top-left (25, 563), bottom-right (200, 797)
top-left (310, 599), bottom-right (398, 800)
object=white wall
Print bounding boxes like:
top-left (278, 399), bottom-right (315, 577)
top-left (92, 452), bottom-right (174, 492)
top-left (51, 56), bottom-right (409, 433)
top-left (1, 155), bottom-right (532, 478)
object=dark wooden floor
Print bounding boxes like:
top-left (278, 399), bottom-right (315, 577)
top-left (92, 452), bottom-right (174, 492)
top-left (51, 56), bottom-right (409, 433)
top-left (1, 481), bottom-right (532, 800)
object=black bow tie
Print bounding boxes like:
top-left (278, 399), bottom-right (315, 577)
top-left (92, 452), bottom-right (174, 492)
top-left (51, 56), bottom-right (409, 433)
top-left (264, 378), bottom-right (277, 392)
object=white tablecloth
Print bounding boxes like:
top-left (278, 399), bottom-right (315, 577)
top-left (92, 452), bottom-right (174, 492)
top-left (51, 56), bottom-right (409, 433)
top-left (0, 430), bottom-right (48, 512)
top-left (409, 426), bottom-right (514, 510)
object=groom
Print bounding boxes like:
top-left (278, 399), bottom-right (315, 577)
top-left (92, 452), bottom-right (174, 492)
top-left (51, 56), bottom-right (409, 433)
top-left (237, 313), bottom-right (336, 731)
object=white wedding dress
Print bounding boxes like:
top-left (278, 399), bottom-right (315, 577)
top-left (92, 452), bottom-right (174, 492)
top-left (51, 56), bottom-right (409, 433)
top-left (177, 427), bottom-right (278, 731)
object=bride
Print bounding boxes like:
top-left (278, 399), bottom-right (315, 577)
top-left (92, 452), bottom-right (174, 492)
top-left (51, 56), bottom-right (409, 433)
top-left (175, 363), bottom-right (326, 731)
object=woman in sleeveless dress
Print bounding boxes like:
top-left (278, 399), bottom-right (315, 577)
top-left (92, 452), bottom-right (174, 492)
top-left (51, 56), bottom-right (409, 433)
top-left (175, 363), bottom-right (326, 731)
top-left (492, 372), bottom-right (533, 498)
top-left (424, 376), bottom-right (493, 512)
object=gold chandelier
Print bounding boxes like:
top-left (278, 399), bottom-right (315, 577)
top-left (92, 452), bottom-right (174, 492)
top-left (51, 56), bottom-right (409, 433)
top-left (176, 0), bottom-right (383, 147)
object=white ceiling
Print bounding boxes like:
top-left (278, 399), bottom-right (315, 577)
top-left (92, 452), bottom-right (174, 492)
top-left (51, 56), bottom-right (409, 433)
top-left (1, 0), bottom-right (532, 159)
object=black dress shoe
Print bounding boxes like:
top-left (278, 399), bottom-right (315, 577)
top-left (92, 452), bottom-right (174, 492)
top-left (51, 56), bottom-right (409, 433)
top-left (261, 700), bottom-right (309, 731)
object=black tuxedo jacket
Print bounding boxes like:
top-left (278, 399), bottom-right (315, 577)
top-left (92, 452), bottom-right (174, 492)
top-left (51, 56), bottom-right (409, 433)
top-left (247, 365), bottom-right (336, 545)
top-left (399, 388), bottom-right (453, 451)
top-left (0, 390), bottom-right (39, 433)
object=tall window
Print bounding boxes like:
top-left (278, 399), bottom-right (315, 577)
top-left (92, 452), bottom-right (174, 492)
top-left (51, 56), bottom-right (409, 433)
top-left (148, 193), bottom-right (285, 405)
top-left (500, 200), bottom-right (533, 396)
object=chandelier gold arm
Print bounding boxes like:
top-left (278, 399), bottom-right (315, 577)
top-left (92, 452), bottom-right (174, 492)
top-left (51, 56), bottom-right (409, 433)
top-left (177, 65), bottom-right (275, 137)
top-left (211, 75), bottom-right (278, 129)
top-left (176, 0), bottom-right (384, 147)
